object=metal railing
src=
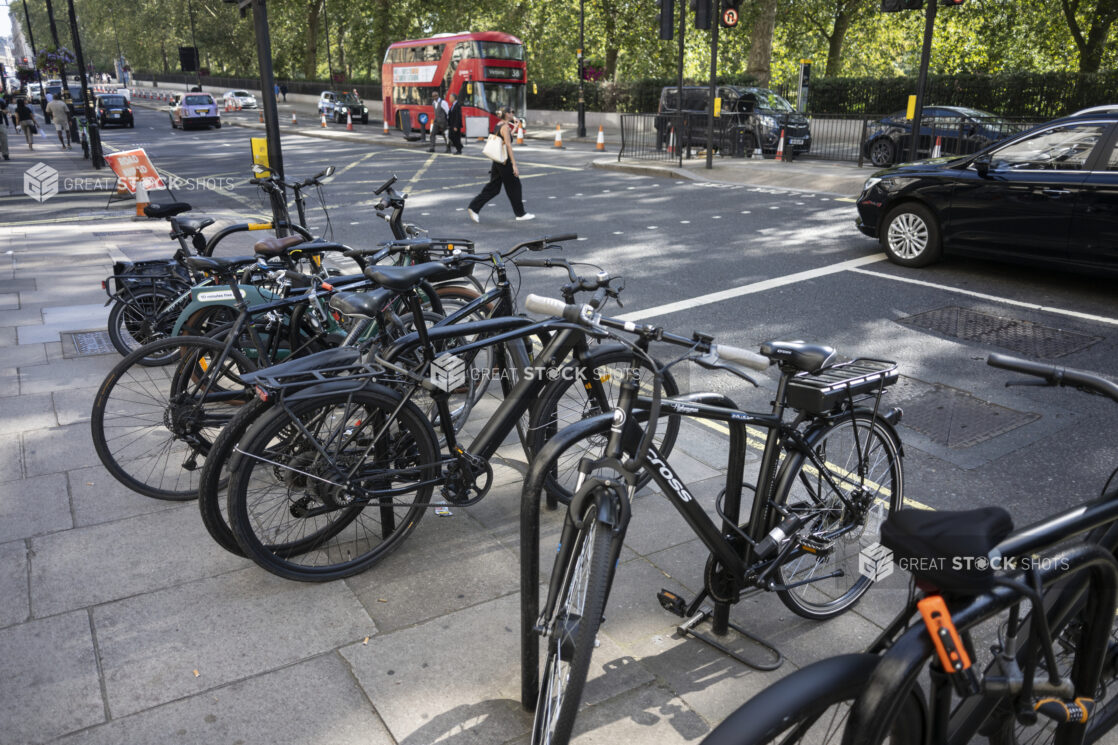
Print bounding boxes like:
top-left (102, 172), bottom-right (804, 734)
top-left (619, 112), bottom-right (769, 164)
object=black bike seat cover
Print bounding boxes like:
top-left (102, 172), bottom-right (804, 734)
top-left (176, 216), bottom-right (216, 235)
top-left (367, 262), bottom-right (448, 291)
top-left (253, 235), bottom-right (306, 256)
top-left (184, 255), bottom-right (259, 275)
top-left (881, 507), bottom-right (1014, 594)
top-left (241, 347), bottom-right (362, 385)
top-left (329, 288), bottom-right (394, 319)
top-left (760, 340), bottom-right (837, 373)
top-left (144, 202), bottom-right (192, 218)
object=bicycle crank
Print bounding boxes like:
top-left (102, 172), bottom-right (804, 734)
top-left (441, 450), bottom-right (492, 506)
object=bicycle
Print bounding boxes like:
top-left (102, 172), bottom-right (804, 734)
top-left (516, 293), bottom-right (906, 745)
top-left (699, 354), bottom-right (1118, 745)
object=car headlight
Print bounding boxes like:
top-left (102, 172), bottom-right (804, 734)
top-left (362, 107), bottom-right (368, 113)
top-left (863, 176), bottom-right (882, 192)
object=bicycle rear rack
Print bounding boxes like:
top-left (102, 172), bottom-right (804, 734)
top-left (783, 357), bottom-right (898, 415)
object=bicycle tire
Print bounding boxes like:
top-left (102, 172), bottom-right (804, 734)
top-left (531, 507), bottom-right (615, 745)
top-left (227, 385), bottom-right (439, 581)
top-left (701, 654), bottom-right (927, 745)
top-left (91, 335), bottom-right (256, 500)
top-left (107, 286), bottom-right (183, 365)
top-left (526, 347), bottom-right (681, 505)
top-left (772, 410), bottom-right (903, 620)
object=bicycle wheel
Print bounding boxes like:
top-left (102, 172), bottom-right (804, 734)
top-left (107, 286), bottom-right (184, 365)
top-left (91, 336), bottom-right (256, 500)
top-left (527, 347), bottom-right (680, 504)
top-left (532, 506), bottom-right (615, 745)
top-left (196, 396), bottom-right (271, 556)
top-left (773, 411), bottom-right (903, 620)
top-left (227, 385), bottom-right (439, 581)
top-left (700, 654), bottom-right (927, 745)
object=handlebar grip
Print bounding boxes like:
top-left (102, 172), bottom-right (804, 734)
top-left (544, 233), bottom-right (578, 243)
top-left (525, 294), bottom-right (582, 322)
top-left (714, 344), bottom-right (771, 371)
top-left (514, 258), bottom-right (554, 268)
top-left (374, 175), bottom-right (398, 196)
top-left (987, 353), bottom-right (1118, 401)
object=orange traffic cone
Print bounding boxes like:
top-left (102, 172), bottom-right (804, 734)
top-left (383, 117), bottom-right (390, 135)
top-left (932, 135), bottom-right (942, 158)
top-left (553, 125), bottom-right (563, 148)
top-left (134, 178), bottom-right (150, 218)
top-left (321, 112), bottom-right (328, 128)
top-left (775, 128), bottom-right (785, 162)
top-left (595, 125), bottom-right (605, 151)
top-left (667, 127), bottom-right (676, 154)
top-left (236, 100), bottom-right (241, 111)
top-left (516, 125), bottom-right (524, 145)
top-left (291, 111), bottom-right (297, 125)
top-left (225, 99), bottom-right (231, 112)
top-left (346, 109), bottom-right (353, 131)
top-left (259, 110), bottom-right (264, 123)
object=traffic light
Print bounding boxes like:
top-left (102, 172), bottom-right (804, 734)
top-left (658, 0), bottom-right (674, 40)
top-left (692, 0), bottom-right (711, 30)
top-left (881, 0), bottom-right (923, 10)
top-left (721, 0), bottom-right (741, 27)
top-left (178, 46), bottom-right (199, 72)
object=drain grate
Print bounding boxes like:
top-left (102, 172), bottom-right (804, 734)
top-left (898, 306), bottom-right (1101, 358)
top-left (893, 379), bottom-right (1039, 449)
top-left (62, 331), bottom-right (116, 358)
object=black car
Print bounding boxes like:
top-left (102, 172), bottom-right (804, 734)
top-left (856, 109), bottom-right (1118, 274)
top-left (863, 106), bottom-right (1021, 167)
top-left (95, 94), bottom-right (134, 128)
top-left (656, 85), bottom-right (810, 157)
top-left (320, 91), bottom-right (369, 124)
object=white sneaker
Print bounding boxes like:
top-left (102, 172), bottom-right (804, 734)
top-left (515, 213), bottom-right (536, 221)
top-left (468, 209), bottom-right (480, 223)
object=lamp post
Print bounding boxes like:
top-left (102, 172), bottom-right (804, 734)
top-left (577, 0), bottom-right (585, 138)
top-left (323, 0), bottom-right (336, 85)
top-left (65, 0), bottom-right (104, 168)
top-left (187, 0), bottom-right (203, 90)
top-left (20, 0), bottom-right (46, 116)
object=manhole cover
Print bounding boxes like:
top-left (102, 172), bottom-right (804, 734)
top-left (899, 306), bottom-right (1101, 358)
top-left (62, 331), bottom-right (116, 358)
top-left (894, 382), bottom-right (1039, 449)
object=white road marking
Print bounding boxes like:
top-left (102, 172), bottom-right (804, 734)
top-left (618, 254), bottom-right (888, 322)
top-left (850, 268), bottom-right (1118, 327)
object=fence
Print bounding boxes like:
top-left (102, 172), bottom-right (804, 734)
top-left (135, 71), bottom-right (382, 101)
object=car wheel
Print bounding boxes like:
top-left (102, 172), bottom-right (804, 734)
top-left (361, 116), bottom-right (368, 125)
top-left (215, 122), bottom-right (221, 129)
top-left (169, 114), bottom-right (176, 129)
top-left (869, 138), bottom-right (895, 167)
top-left (128, 121), bottom-right (134, 129)
top-left (881, 202), bottom-right (942, 268)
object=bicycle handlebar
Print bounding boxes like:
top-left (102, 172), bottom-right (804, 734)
top-left (987, 353), bottom-right (1118, 401)
top-left (374, 175), bottom-right (398, 196)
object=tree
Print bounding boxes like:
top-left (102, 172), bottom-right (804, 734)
top-left (1061, 0), bottom-right (1118, 72)
top-left (747, 0), bottom-right (778, 84)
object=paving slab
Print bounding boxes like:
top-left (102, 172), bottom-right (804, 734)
top-left (18, 353), bottom-right (117, 395)
top-left (0, 326), bottom-right (18, 346)
top-left (0, 432), bottom-right (22, 480)
top-left (0, 341), bottom-right (49, 369)
top-left (67, 464), bottom-right (184, 528)
top-left (53, 386), bottom-right (99, 426)
top-left (0, 610), bottom-right (105, 745)
top-left (0, 391), bottom-right (57, 433)
top-left (0, 539), bottom-right (30, 628)
top-left (17, 303), bottom-right (111, 344)
top-left (0, 472), bottom-right (70, 543)
top-left (93, 566), bottom-right (373, 718)
top-left (52, 652), bottom-right (394, 745)
top-left (22, 422), bottom-right (100, 476)
top-left (30, 503), bottom-right (246, 616)
top-left (535, 682), bottom-right (711, 745)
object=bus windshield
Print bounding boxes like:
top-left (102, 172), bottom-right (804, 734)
top-left (476, 41), bottom-right (523, 61)
top-left (474, 82), bottom-right (527, 117)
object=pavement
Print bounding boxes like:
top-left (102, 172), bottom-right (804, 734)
top-left (0, 121), bottom-right (906, 745)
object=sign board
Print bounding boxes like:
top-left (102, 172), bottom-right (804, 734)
top-left (394, 65), bottom-right (439, 84)
top-left (713, 97), bottom-right (722, 118)
top-left (721, 7), bottom-right (739, 26)
top-left (906, 94), bottom-right (917, 120)
top-left (465, 116), bottom-right (490, 139)
top-left (104, 148), bottom-right (166, 194)
top-left (250, 136), bottom-right (270, 177)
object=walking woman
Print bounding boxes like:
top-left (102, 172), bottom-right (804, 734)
top-left (467, 108), bottom-right (534, 222)
top-left (14, 98), bottom-right (36, 151)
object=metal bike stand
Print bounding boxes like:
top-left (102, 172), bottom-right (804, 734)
top-left (670, 597), bottom-right (783, 671)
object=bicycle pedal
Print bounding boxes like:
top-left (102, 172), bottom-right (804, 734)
top-left (657, 589), bottom-right (688, 618)
top-left (800, 535), bottom-right (832, 555)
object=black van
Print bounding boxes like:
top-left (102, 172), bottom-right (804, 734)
top-left (656, 85), bottom-right (811, 157)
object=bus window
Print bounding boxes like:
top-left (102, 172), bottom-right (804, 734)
top-left (475, 82), bottom-right (527, 116)
top-left (476, 42), bottom-right (524, 61)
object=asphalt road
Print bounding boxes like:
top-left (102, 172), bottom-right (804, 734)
top-left (94, 105), bottom-right (1118, 529)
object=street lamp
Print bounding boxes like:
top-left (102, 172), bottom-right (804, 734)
top-left (577, 0), bottom-right (586, 138)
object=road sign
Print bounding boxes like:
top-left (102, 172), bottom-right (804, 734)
top-left (721, 7), bottom-right (739, 27)
top-left (250, 136), bottom-right (270, 177)
top-left (104, 149), bottom-right (166, 194)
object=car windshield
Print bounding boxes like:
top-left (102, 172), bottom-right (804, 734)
top-left (751, 89), bottom-right (794, 113)
top-left (185, 95), bottom-right (212, 106)
top-left (338, 93), bottom-right (360, 104)
top-left (100, 96), bottom-right (126, 106)
top-left (233, 91), bottom-right (250, 97)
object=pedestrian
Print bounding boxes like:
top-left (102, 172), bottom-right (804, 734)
top-left (467, 108), bottom-right (534, 222)
top-left (0, 112), bottom-right (8, 160)
top-left (280, 83), bottom-right (288, 102)
top-left (46, 94), bottom-right (72, 150)
top-left (428, 91), bottom-right (449, 153)
top-left (447, 93), bottom-right (463, 154)
top-left (274, 83), bottom-right (280, 100)
top-left (0, 94), bottom-right (9, 131)
top-left (14, 98), bottom-right (37, 151)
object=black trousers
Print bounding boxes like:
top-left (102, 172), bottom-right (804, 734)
top-left (448, 127), bottom-right (463, 153)
top-left (468, 160), bottom-right (525, 217)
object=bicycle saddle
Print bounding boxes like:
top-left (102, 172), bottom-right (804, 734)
top-left (366, 262), bottom-right (447, 291)
top-left (175, 216), bottom-right (216, 235)
top-left (144, 202), bottom-right (192, 219)
top-left (241, 346), bottom-right (362, 386)
top-left (760, 340), bottom-right (837, 374)
top-left (253, 235), bottom-right (306, 256)
top-left (881, 507), bottom-right (1014, 594)
top-left (328, 288), bottom-right (394, 319)
top-left (184, 255), bottom-right (259, 276)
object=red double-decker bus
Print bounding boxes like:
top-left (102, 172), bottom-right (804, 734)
top-left (382, 31), bottom-right (526, 138)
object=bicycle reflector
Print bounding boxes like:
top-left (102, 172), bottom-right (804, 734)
top-left (918, 595), bottom-right (980, 695)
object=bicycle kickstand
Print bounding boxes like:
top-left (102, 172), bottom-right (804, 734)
top-left (657, 589), bottom-right (783, 671)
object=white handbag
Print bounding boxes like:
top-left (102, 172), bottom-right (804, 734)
top-left (482, 133), bottom-right (507, 164)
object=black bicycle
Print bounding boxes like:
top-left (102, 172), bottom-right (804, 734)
top-left (516, 294), bottom-right (906, 745)
top-left (700, 353), bottom-right (1118, 745)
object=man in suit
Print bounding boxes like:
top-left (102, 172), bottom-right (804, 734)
top-left (447, 93), bottom-right (463, 154)
top-left (428, 91), bottom-right (450, 152)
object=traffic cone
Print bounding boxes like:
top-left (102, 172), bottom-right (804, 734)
top-left (346, 109), bottom-right (353, 131)
top-left (321, 112), bottom-right (328, 128)
top-left (225, 99), bottom-right (231, 112)
top-left (259, 110), bottom-right (264, 123)
top-left (291, 110), bottom-right (297, 125)
top-left (932, 135), bottom-right (942, 158)
top-left (516, 125), bottom-right (524, 145)
top-left (383, 117), bottom-right (390, 135)
top-left (134, 178), bottom-right (150, 218)
top-left (667, 127), bottom-right (675, 155)
top-left (553, 125), bottom-right (563, 148)
top-left (775, 129), bottom-right (785, 162)
top-left (595, 125), bottom-right (605, 151)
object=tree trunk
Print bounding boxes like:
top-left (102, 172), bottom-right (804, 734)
top-left (603, 1), bottom-right (618, 80)
top-left (747, 0), bottom-right (779, 85)
top-left (160, 41), bottom-right (169, 74)
top-left (372, 0), bottom-right (391, 82)
top-left (303, 0), bottom-right (321, 81)
top-left (1062, 0), bottom-right (1118, 73)
top-left (824, 4), bottom-right (856, 77)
